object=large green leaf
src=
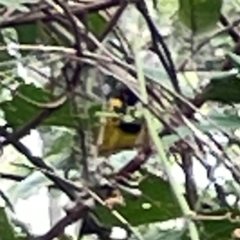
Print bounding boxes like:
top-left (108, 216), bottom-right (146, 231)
top-left (202, 71), bottom-right (240, 104)
top-left (202, 220), bottom-right (237, 240)
top-left (96, 174), bottom-right (182, 226)
top-left (200, 209), bottom-right (240, 240)
top-left (1, 84), bottom-right (101, 130)
top-left (178, 0), bottom-right (223, 33)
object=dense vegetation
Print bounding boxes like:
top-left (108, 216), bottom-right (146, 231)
top-left (1, 0), bottom-right (240, 240)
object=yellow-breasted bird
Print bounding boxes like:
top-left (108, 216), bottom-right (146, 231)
top-left (97, 87), bottom-right (143, 156)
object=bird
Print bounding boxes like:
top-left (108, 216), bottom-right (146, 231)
top-left (97, 86), bottom-right (143, 156)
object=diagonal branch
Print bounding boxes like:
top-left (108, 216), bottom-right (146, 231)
top-left (0, 0), bottom-right (131, 29)
top-left (34, 204), bottom-right (89, 240)
top-left (2, 109), bottom-right (55, 146)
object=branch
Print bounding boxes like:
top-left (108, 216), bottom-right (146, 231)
top-left (219, 14), bottom-right (240, 43)
top-left (2, 109), bottom-right (55, 146)
top-left (115, 146), bottom-right (152, 179)
top-left (0, 188), bottom-right (14, 212)
top-left (0, 172), bottom-right (25, 181)
top-left (0, 0), bottom-right (127, 29)
top-left (34, 205), bottom-right (89, 240)
top-left (98, 2), bottom-right (128, 42)
top-left (136, 0), bottom-right (181, 99)
top-left (180, 151), bottom-right (198, 209)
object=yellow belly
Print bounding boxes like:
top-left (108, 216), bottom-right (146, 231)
top-left (97, 98), bottom-right (140, 156)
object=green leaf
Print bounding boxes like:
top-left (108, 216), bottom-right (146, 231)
top-left (207, 111), bottom-right (240, 130)
top-left (1, 84), bottom-right (101, 130)
top-left (87, 12), bottom-right (108, 38)
top-left (15, 22), bottom-right (62, 54)
top-left (44, 131), bottom-right (74, 157)
top-left (162, 111), bottom-right (240, 148)
top-left (14, 23), bottom-right (41, 55)
top-left (15, 23), bottom-right (40, 45)
top-left (178, 0), bottom-right (223, 34)
top-left (143, 66), bottom-right (197, 98)
top-left (202, 71), bottom-right (240, 104)
top-left (96, 174), bottom-right (181, 226)
top-left (0, 207), bottom-right (15, 240)
top-left (200, 209), bottom-right (240, 240)
top-left (143, 66), bottom-right (170, 88)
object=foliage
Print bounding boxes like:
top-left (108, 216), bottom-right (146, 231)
top-left (0, 1), bottom-right (240, 240)
top-left (178, 0), bottom-right (223, 34)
